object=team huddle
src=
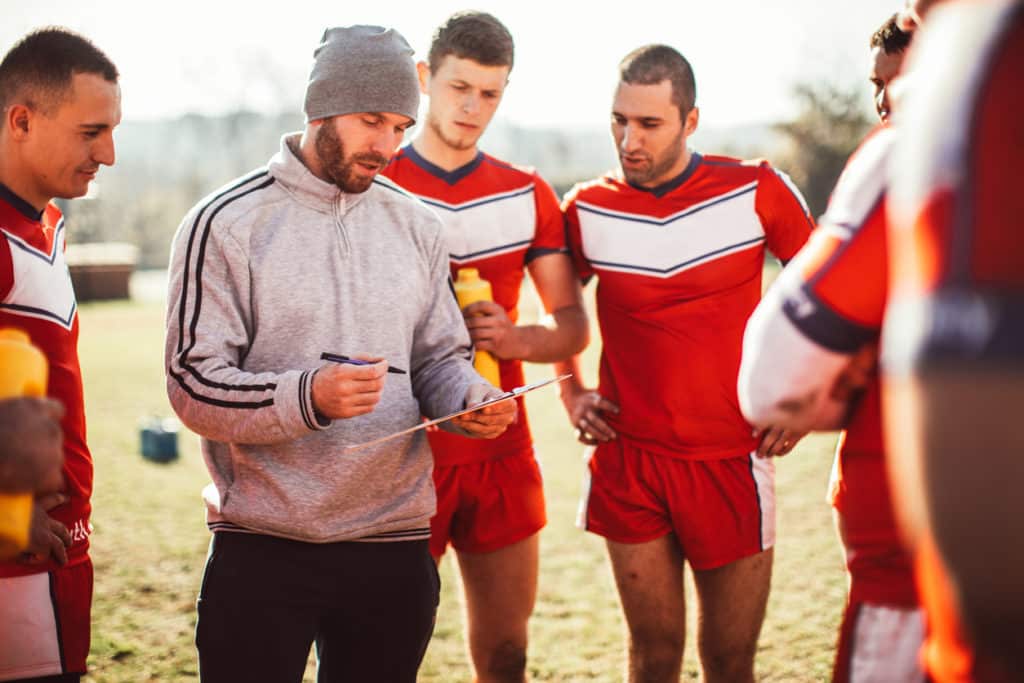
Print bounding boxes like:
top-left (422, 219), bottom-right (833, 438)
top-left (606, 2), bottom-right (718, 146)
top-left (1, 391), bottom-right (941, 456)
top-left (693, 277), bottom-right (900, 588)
top-left (0, 1), bottom-right (1021, 682)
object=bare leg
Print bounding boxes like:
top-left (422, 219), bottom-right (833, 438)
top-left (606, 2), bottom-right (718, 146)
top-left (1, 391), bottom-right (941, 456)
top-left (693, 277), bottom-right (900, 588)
top-left (456, 534), bottom-right (539, 683)
top-left (606, 535), bottom-right (686, 683)
top-left (691, 548), bottom-right (773, 683)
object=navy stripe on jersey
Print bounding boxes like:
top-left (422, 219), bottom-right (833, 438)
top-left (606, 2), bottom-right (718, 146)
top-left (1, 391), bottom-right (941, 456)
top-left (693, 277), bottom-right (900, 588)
top-left (626, 153), bottom-right (702, 198)
top-left (577, 183), bottom-right (757, 227)
top-left (782, 284), bottom-right (878, 353)
top-left (0, 301), bottom-right (77, 329)
top-left (702, 158), bottom-right (814, 231)
top-left (402, 146), bottom-right (484, 185)
top-left (3, 220), bottom-right (64, 265)
top-left (0, 219), bottom-right (75, 325)
top-left (451, 238), bottom-right (532, 262)
top-left (417, 185), bottom-right (535, 213)
top-left (590, 235), bottom-right (765, 277)
top-left (171, 170), bottom-right (279, 408)
top-left (0, 181), bottom-right (43, 221)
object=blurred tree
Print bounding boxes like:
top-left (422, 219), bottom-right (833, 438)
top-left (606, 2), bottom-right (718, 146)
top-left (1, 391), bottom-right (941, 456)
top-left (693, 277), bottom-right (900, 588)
top-left (773, 82), bottom-right (873, 220)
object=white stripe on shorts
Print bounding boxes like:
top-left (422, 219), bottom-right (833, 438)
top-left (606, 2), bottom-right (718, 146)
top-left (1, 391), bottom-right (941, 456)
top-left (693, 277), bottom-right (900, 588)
top-left (748, 452), bottom-right (776, 550)
top-left (576, 446), bottom-right (597, 530)
top-left (850, 604), bottom-right (926, 683)
top-left (0, 572), bottom-right (63, 681)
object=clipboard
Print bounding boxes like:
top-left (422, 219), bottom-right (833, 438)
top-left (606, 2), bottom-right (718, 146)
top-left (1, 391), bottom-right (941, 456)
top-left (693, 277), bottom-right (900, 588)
top-left (344, 373), bottom-right (572, 452)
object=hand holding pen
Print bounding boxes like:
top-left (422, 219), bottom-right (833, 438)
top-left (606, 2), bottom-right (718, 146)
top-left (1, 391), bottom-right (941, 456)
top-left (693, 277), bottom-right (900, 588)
top-left (312, 352), bottom-right (402, 420)
top-left (320, 352), bottom-right (406, 375)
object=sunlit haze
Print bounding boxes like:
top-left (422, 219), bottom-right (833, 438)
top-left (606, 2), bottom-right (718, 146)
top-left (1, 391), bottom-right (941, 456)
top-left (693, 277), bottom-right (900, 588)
top-left (5, 0), bottom-right (901, 131)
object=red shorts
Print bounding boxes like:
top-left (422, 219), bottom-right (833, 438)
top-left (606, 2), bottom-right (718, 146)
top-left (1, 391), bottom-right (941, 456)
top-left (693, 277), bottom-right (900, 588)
top-left (0, 558), bottom-right (93, 680)
top-left (578, 440), bottom-right (775, 570)
top-left (430, 449), bottom-right (546, 558)
top-left (833, 601), bottom-right (925, 683)
top-left (831, 448), bottom-right (918, 606)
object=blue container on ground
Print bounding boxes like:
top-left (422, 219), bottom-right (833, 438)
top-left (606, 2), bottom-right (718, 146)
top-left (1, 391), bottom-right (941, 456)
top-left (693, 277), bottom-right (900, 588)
top-left (140, 417), bottom-right (179, 463)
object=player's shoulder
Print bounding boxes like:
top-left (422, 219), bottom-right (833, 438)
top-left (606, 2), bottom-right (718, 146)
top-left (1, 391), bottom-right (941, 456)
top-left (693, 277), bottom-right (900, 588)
top-left (479, 152), bottom-right (545, 185)
top-left (845, 125), bottom-right (896, 173)
top-left (189, 167), bottom-right (278, 220)
top-left (564, 172), bottom-right (624, 207)
top-left (697, 153), bottom-right (776, 187)
top-left (823, 126), bottom-right (895, 224)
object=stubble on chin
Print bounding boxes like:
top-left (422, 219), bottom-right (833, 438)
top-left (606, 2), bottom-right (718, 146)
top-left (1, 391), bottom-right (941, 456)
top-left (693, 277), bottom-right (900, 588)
top-left (429, 115), bottom-right (475, 152)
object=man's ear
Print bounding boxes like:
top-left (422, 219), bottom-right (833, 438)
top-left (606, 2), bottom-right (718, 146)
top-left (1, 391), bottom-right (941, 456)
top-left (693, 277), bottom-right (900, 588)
top-left (684, 106), bottom-right (700, 137)
top-left (6, 104), bottom-right (32, 140)
top-left (416, 61), bottom-right (431, 95)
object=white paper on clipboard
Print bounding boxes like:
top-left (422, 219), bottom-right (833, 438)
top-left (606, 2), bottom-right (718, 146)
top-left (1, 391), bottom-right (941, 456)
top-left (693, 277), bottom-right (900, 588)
top-left (344, 373), bottom-right (572, 452)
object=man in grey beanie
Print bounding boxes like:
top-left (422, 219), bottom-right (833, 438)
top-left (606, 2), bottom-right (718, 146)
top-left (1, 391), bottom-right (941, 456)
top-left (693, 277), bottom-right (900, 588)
top-left (164, 25), bottom-right (516, 683)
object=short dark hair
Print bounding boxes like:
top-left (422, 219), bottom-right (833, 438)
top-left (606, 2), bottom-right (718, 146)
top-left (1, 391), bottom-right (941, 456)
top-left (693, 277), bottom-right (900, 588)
top-left (870, 14), bottom-right (912, 55)
top-left (0, 27), bottom-right (118, 113)
top-left (618, 44), bottom-right (696, 122)
top-left (427, 11), bottom-right (514, 73)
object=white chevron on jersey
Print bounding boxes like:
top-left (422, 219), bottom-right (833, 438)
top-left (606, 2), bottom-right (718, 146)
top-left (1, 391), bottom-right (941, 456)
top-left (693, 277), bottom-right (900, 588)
top-left (575, 182), bottom-right (765, 278)
top-left (415, 184), bottom-right (537, 264)
top-left (1, 221), bottom-right (77, 330)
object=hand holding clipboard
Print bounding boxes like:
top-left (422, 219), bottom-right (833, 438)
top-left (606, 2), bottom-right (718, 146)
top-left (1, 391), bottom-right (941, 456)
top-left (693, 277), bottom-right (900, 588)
top-left (345, 374), bottom-right (572, 452)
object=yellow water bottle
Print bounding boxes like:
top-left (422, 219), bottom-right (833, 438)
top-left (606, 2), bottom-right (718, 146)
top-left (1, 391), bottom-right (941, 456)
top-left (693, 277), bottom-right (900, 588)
top-left (452, 268), bottom-right (503, 388)
top-left (0, 328), bottom-right (49, 557)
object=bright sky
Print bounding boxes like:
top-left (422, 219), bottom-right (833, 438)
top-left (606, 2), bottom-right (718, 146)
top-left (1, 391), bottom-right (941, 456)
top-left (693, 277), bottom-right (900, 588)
top-left (5, 0), bottom-right (902, 130)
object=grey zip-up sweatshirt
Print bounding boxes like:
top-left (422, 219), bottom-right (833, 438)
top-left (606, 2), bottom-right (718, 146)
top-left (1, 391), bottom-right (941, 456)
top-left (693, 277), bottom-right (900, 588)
top-left (164, 133), bottom-right (481, 543)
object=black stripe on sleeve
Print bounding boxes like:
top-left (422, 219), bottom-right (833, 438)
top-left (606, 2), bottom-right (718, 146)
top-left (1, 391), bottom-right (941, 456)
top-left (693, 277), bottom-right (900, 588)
top-left (886, 288), bottom-right (1024, 372)
top-left (171, 172), bottom-right (284, 407)
top-left (168, 367), bottom-right (276, 409)
top-left (782, 285), bottom-right (878, 354)
top-left (298, 371), bottom-right (315, 431)
top-left (524, 246), bottom-right (568, 264)
top-left (182, 175), bottom-right (276, 377)
top-left (176, 169), bottom-right (270, 355)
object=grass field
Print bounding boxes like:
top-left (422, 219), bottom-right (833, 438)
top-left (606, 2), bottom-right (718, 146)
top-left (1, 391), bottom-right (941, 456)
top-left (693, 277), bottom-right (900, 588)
top-left (76, 291), bottom-right (846, 682)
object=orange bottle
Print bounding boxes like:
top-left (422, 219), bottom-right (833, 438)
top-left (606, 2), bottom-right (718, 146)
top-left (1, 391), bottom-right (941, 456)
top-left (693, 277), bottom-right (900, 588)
top-left (0, 328), bottom-right (49, 557)
top-left (452, 268), bottom-right (502, 388)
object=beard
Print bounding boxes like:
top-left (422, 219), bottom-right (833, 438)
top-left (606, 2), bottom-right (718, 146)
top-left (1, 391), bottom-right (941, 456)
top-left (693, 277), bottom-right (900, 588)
top-left (620, 127), bottom-right (685, 187)
top-left (315, 122), bottom-right (389, 194)
top-left (427, 112), bottom-right (477, 152)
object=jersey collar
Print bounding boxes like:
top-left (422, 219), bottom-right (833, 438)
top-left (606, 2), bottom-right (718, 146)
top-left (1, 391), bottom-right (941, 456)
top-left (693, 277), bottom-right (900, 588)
top-left (0, 182), bottom-right (44, 222)
top-left (626, 152), bottom-right (703, 198)
top-left (404, 145), bottom-right (484, 186)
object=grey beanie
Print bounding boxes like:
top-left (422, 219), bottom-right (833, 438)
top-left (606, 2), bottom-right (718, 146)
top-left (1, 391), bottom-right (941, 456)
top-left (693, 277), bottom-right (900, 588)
top-left (304, 25), bottom-right (420, 123)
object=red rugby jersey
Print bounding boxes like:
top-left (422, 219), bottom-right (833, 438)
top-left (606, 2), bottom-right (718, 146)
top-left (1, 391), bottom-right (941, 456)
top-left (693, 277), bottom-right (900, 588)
top-left (382, 147), bottom-right (565, 465)
top-left (0, 185), bottom-right (92, 577)
top-left (885, 3), bottom-right (1024, 681)
top-left (744, 126), bottom-right (916, 605)
top-left (564, 153), bottom-right (812, 459)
